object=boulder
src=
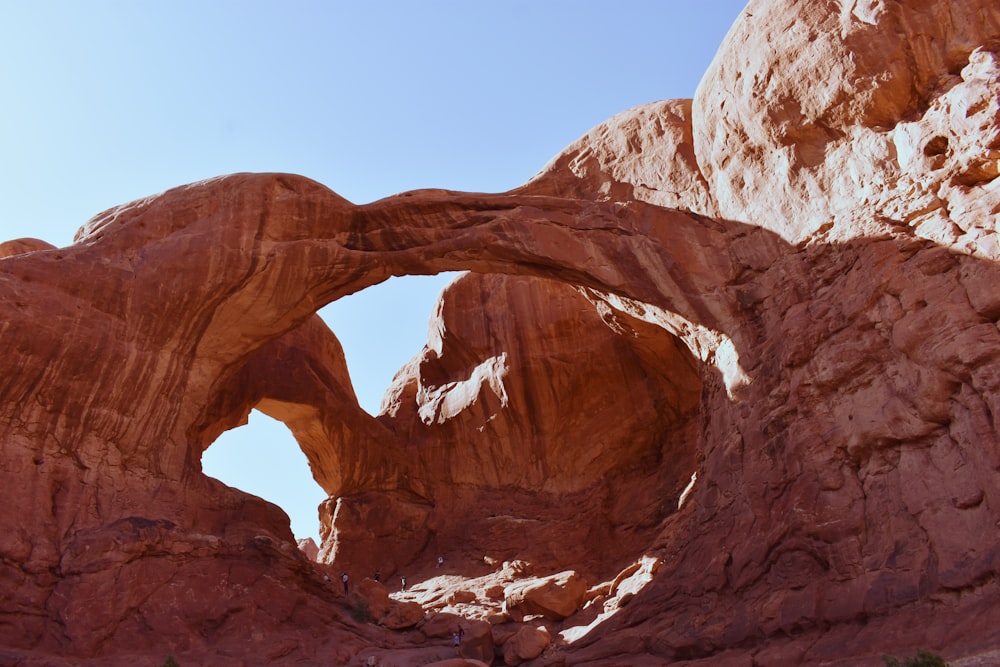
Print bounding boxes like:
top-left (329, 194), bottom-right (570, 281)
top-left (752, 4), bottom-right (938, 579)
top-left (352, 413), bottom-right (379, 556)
top-left (448, 590), bottom-right (477, 605)
top-left (501, 625), bottom-right (551, 665)
top-left (458, 619), bottom-right (495, 664)
top-left (381, 600), bottom-right (425, 630)
top-left (420, 611), bottom-right (465, 639)
top-left (354, 577), bottom-right (391, 622)
top-left (503, 571), bottom-right (587, 621)
top-left (0, 237), bottom-right (56, 258)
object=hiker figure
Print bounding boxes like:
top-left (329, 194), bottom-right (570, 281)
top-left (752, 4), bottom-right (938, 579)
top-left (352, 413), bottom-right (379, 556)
top-left (341, 572), bottom-right (349, 594)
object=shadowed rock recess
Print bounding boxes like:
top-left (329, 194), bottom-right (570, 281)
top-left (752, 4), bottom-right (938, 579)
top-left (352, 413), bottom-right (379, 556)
top-left (2, 1), bottom-right (1000, 665)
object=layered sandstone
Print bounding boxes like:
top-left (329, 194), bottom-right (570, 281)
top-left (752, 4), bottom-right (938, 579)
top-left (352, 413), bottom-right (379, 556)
top-left (319, 271), bottom-right (702, 581)
top-left (0, 0), bottom-right (999, 665)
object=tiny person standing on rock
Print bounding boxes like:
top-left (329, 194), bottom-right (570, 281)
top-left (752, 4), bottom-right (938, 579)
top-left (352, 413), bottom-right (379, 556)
top-left (341, 572), bottom-right (349, 594)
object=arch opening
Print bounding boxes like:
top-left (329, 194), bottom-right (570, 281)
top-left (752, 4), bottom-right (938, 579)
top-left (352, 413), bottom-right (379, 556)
top-left (199, 273), bottom-right (465, 547)
top-left (318, 272), bottom-right (463, 416)
top-left (201, 409), bottom-right (327, 544)
top-left (320, 271), bottom-right (708, 590)
top-left (155, 174), bottom-right (739, 633)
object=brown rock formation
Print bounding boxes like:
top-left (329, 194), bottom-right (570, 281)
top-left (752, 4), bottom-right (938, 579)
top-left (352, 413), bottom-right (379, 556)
top-left (381, 600), bottom-right (424, 631)
top-left (458, 620), bottom-right (495, 664)
top-left (0, 171), bottom-right (725, 665)
top-left (0, 237), bottom-right (56, 258)
top-left (297, 536), bottom-right (319, 561)
top-left (1, 0), bottom-right (999, 665)
top-left (694, 0), bottom-right (1000, 245)
top-left (500, 625), bottom-right (550, 666)
top-left (503, 571), bottom-right (587, 622)
top-left (324, 271), bottom-right (702, 581)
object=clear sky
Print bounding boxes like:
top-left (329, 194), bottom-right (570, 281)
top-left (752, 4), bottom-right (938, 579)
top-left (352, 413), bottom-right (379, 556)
top-left (1, 1), bottom-right (747, 542)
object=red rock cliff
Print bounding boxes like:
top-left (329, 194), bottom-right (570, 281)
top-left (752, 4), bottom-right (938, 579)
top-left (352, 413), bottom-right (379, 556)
top-left (1, 1), bottom-right (999, 665)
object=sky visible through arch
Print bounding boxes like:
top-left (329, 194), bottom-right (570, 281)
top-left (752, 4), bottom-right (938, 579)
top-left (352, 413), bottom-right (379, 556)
top-left (1, 1), bottom-right (748, 542)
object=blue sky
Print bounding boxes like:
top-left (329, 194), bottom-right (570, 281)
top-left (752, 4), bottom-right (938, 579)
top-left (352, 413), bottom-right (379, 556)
top-left (1, 1), bottom-right (747, 542)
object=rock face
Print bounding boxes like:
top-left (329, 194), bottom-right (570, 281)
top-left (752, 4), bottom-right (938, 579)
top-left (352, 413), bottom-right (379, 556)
top-left (324, 271), bottom-right (702, 580)
top-left (382, 272), bottom-right (701, 495)
top-left (1, 1), bottom-right (999, 665)
top-left (695, 0), bottom-right (1000, 246)
top-left (297, 536), bottom-right (319, 561)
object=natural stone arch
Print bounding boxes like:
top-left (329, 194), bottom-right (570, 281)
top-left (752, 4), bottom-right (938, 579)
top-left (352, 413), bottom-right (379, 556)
top-left (200, 264), bottom-right (712, 578)
top-left (155, 172), bottom-right (750, 577)
top-left (312, 269), bottom-right (710, 578)
top-left (0, 171), bottom-right (755, 567)
top-left (0, 171), bottom-right (754, 655)
top-left (5, 166), bottom-right (998, 664)
top-left (48, 171), bottom-right (750, 483)
top-left (3, 0), bottom-right (1000, 660)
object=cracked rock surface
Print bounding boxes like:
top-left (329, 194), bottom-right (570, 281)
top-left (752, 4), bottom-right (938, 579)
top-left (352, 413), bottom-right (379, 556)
top-left (1, 1), bottom-right (999, 664)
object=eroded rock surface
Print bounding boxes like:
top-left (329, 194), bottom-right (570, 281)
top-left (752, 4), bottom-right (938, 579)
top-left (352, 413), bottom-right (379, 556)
top-left (503, 571), bottom-right (587, 622)
top-left (1, 0), bottom-right (999, 665)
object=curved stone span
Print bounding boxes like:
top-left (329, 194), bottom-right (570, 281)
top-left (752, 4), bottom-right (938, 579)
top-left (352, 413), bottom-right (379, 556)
top-left (0, 172), bottom-right (746, 483)
top-left (2, 0), bottom-right (999, 663)
top-left (323, 271), bottom-right (706, 579)
top-left (0, 173), bottom-right (755, 661)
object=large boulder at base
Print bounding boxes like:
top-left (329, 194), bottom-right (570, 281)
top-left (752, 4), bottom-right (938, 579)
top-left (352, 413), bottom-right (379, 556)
top-left (458, 619), bottom-right (495, 664)
top-left (501, 625), bottom-right (551, 666)
top-left (420, 611), bottom-right (466, 639)
top-left (354, 577), bottom-right (391, 621)
top-left (503, 571), bottom-right (587, 621)
top-left (382, 600), bottom-right (425, 630)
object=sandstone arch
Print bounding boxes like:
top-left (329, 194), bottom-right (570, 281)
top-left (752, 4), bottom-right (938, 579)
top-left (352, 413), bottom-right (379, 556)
top-left (16, 171), bottom-right (745, 484)
top-left (4, 167), bottom-right (998, 664)
top-left (0, 172), bottom-right (756, 660)
top-left (3, 0), bottom-right (1000, 663)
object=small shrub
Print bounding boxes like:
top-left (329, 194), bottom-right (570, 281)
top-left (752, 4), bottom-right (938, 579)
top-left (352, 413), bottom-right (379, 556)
top-left (159, 657), bottom-right (180, 667)
top-left (350, 598), bottom-right (372, 623)
top-left (882, 649), bottom-right (950, 667)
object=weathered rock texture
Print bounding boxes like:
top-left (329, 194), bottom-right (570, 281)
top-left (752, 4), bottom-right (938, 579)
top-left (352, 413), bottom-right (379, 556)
top-left (321, 271), bottom-right (702, 581)
top-left (1, 0), bottom-right (999, 665)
